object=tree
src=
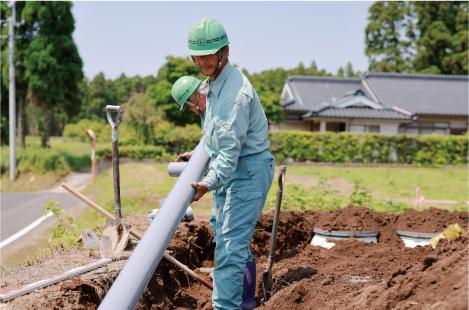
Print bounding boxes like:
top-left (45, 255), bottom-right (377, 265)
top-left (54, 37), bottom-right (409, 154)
top-left (123, 92), bottom-right (162, 145)
top-left (366, 1), bottom-right (468, 75)
top-left (410, 1), bottom-right (468, 74)
top-left (84, 72), bottom-right (108, 120)
top-left (149, 56), bottom-right (205, 126)
top-left (345, 62), bottom-right (361, 77)
top-left (365, 1), bottom-right (412, 72)
top-left (307, 61), bottom-right (328, 76)
top-left (1, 1), bottom-right (35, 148)
top-left (337, 67), bottom-right (345, 77)
top-left (23, 1), bottom-right (83, 147)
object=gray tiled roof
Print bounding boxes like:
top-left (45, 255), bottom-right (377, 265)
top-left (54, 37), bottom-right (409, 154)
top-left (365, 72), bottom-right (468, 116)
top-left (283, 76), bottom-right (374, 112)
top-left (303, 107), bottom-right (414, 120)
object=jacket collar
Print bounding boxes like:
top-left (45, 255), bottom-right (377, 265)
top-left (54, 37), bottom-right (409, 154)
top-left (209, 61), bottom-right (233, 99)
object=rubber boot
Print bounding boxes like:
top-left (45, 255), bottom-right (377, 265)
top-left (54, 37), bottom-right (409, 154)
top-left (240, 261), bottom-right (257, 310)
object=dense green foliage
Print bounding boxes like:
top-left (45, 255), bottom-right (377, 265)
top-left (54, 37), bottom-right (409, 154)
top-left (94, 131), bottom-right (467, 166)
top-left (365, 1), bottom-right (412, 72)
top-left (269, 131), bottom-right (468, 165)
top-left (96, 145), bottom-right (167, 160)
top-left (23, 1), bottom-right (83, 147)
top-left (366, 1), bottom-right (468, 74)
top-left (61, 56), bottom-right (360, 150)
top-left (1, 138), bottom-right (92, 177)
top-left (1, 1), bottom-right (31, 147)
top-left (1, 146), bottom-right (70, 177)
top-left (411, 1), bottom-right (468, 74)
top-left (73, 57), bottom-right (352, 130)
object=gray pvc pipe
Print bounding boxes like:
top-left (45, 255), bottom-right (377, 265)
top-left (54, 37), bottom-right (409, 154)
top-left (168, 162), bottom-right (188, 177)
top-left (98, 140), bottom-right (210, 309)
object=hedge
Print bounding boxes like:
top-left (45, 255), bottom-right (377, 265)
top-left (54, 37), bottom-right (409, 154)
top-left (269, 131), bottom-right (468, 165)
top-left (97, 131), bottom-right (468, 166)
top-left (96, 145), bottom-right (169, 160)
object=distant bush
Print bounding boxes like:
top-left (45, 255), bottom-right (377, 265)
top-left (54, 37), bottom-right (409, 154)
top-left (63, 119), bottom-right (109, 142)
top-left (165, 124), bottom-right (201, 152)
top-left (269, 131), bottom-right (468, 166)
top-left (96, 145), bottom-right (169, 160)
top-left (1, 147), bottom-right (71, 177)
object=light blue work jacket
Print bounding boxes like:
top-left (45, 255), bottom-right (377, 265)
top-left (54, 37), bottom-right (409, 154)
top-left (203, 61), bottom-right (270, 192)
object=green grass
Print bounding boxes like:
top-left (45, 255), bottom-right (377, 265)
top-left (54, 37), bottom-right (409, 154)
top-left (285, 165), bottom-right (468, 202)
top-left (1, 136), bottom-right (98, 178)
top-left (72, 163), bottom-right (213, 234)
top-left (263, 165), bottom-right (468, 213)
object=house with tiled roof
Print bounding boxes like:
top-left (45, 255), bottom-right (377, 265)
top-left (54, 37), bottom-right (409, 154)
top-left (275, 72), bottom-right (468, 135)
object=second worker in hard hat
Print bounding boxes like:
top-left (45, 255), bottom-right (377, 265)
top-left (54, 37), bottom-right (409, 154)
top-left (173, 18), bottom-right (275, 310)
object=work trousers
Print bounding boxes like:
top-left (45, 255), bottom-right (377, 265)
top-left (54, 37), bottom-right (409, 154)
top-left (210, 150), bottom-right (275, 310)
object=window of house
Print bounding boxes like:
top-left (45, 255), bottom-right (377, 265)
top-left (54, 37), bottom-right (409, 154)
top-left (349, 125), bottom-right (380, 133)
top-left (399, 122), bottom-right (449, 135)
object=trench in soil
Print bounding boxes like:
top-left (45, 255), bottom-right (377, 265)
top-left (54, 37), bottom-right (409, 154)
top-left (4, 206), bottom-right (468, 310)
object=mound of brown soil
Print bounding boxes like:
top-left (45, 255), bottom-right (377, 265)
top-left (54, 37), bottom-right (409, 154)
top-left (315, 205), bottom-right (402, 244)
top-left (252, 209), bottom-right (324, 261)
top-left (256, 236), bottom-right (433, 309)
top-left (396, 207), bottom-right (469, 233)
top-left (258, 236), bottom-right (468, 310)
top-left (3, 206), bottom-right (468, 310)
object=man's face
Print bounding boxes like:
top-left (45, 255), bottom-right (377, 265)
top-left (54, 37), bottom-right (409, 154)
top-left (187, 91), bottom-right (206, 115)
top-left (193, 46), bottom-right (229, 76)
top-left (193, 53), bottom-right (219, 76)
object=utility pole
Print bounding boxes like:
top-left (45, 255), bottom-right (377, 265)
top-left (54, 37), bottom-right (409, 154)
top-left (1, 2), bottom-right (24, 181)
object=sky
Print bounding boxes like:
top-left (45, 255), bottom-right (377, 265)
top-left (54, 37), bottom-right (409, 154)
top-left (71, 1), bottom-right (373, 80)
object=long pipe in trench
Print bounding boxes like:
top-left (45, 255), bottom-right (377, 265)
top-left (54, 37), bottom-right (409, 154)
top-left (98, 140), bottom-right (210, 309)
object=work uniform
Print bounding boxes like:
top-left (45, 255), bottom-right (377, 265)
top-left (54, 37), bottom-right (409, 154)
top-left (202, 61), bottom-right (274, 309)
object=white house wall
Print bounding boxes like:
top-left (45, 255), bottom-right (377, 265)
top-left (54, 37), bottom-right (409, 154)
top-left (379, 124), bottom-right (399, 135)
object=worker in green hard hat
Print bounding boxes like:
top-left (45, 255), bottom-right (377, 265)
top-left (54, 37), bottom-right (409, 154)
top-left (171, 75), bottom-right (208, 128)
top-left (178, 18), bottom-right (275, 310)
top-left (171, 76), bottom-right (220, 251)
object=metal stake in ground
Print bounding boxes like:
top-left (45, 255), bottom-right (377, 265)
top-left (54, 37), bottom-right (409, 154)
top-left (262, 165), bottom-right (287, 301)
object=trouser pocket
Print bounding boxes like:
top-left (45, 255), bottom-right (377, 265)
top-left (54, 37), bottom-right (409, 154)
top-left (221, 191), bottom-right (262, 234)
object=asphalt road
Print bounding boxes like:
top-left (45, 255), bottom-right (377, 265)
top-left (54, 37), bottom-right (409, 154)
top-left (1, 192), bottom-right (82, 243)
top-left (1, 172), bottom-right (92, 251)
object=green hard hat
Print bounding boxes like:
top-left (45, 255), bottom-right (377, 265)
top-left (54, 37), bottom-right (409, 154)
top-left (187, 18), bottom-right (230, 56)
top-left (171, 76), bottom-right (202, 111)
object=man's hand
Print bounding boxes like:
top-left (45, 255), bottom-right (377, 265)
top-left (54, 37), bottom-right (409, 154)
top-left (191, 182), bottom-right (208, 203)
top-left (176, 152), bottom-right (192, 162)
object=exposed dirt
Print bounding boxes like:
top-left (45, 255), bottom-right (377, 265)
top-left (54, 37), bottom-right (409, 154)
top-left (2, 206), bottom-right (468, 310)
top-left (315, 205), bottom-right (402, 244)
top-left (258, 236), bottom-right (468, 310)
top-left (396, 207), bottom-right (469, 233)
